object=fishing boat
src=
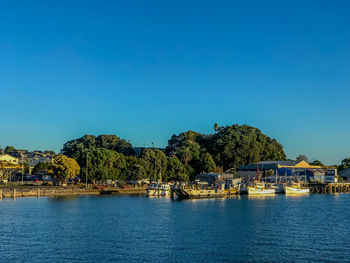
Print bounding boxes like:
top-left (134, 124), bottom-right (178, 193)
top-left (284, 182), bottom-right (310, 194)
top-left (248, 182), bottom-right (275, 195)
top-left (248, 161), bottom-right (275, 195)
top-left (171, 182), bottom-right (227, 199)
top-left (147, 183), bottom-right (171, 197)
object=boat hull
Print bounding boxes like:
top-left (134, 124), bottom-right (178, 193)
top-left (285, 186), bottom-right (310, 194)
top-left (248, 186), bottom-right (275, 195)
top-left (172, 189), bottom-right (226, 199)
top-left (271, 185), bottom-right (284, 193)
top-left (146, 189), bottom-right (170, 197)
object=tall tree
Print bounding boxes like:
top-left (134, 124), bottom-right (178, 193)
top-left (166, 156), bottom-right (189, 182)
top-left (213, 123), bottom-right (219, 133)
top-left (200, 152), bottom-right (217, 173)
top-left (142, 148), bottom-right (158, 181)
top-left (52, 155), bottom-right (80, 183)
top-left (339, 157), bottom-right (350, 171)
top-left (95, 135), bottom-right (134, 155)
top-left (296, 155), bottom-right (309, 163)
top-left (310, 160), bottom-right (324, 166)
top-left (4, 146), bottom-right (16, 154)
top-left (165, 130), bottom-right (204, 156)
top-left (207, 124), bottom-right (286, 170)
top-left (33, 162), bottom-right (53, 175)
top-left (85, 148), bottom-right (126, 182)
top-left (123, 156), bottom-right (146, 183)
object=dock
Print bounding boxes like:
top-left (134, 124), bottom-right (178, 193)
top-left (309, 183), bottom-right (350, 194)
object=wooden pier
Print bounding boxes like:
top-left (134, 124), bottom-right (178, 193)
top-left (308, 183), bottom-right (350, 194)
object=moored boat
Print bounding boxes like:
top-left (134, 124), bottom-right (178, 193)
top-left (284, 182), bottom-right (310, 194)
top-left (271, 183), bottom-right (284, 193)
top-left (171, 182), bottom-right (227, 199)
top-left (248, 182), bottom-right (275, 195)
top-left (147, 183), bottom-right (171, 197)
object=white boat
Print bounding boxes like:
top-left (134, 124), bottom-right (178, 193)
top-left (284, 183), bottom-right (310, 194)
top-left (147, 184), bottom-right (171, 197)
top-left (248, 182), bottom-right (275, 195)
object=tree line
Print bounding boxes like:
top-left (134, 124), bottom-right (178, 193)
top-left (4, 124), bottom-right (349, 183)
top-left (57, 124), bottom-right (287, 183)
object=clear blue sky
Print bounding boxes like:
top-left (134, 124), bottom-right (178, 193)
top-left (1, 0), bottom-right (349, 165)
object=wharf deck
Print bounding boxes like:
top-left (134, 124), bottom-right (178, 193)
top-left (100, 187), bottom-right (146, 195)
top-left (308, 183), bottom-right (350, 194)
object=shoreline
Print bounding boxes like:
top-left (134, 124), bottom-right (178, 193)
top-left (0, 185), bottom-right (146, 198)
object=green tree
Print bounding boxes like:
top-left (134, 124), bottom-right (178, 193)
top-left (141, 148), bottom-right (168, 182)
top-left (200, 152), bottom-right (216, 173)
top-left (165, 130), bottom-right (204, 157)
top-left (142, 148), bottom-right (157, 181)
top-left (86, 148), bottom-right (126, 182)
top-left (310, 160), bottom-right (324, 166)
top-left (154, 149), bottom-right (168, 182)
top-left (339, 158), bottom-right (350, 171)
top-left (95, 135), bottom-right (134, 155)
top-left (4, 146), bottom-right (16, 154)
top-left (124, 156), bottom-right (146, 185)
top-left (207, 124), bottom-right (286, 170)
top-left (166, 156), bottom-right (189, 182)
top-left (214, 123), bottom-right (219, 132)
top-left (297, 155), bottom-right (309, 163)
top-left (33, 162), bottom-right (53, 175)
top-left (62, 134), bottom-right (133, 161)
top-left (52, 155), bottom-right (80, 183)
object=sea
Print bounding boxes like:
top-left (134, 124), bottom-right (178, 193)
top-left (0, 194), bottom-right (349, 263)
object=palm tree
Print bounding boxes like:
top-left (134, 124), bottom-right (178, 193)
top-left (214, 123), bottom-right (219, 133)
top-left (178, 146), bottom-right (192, 165)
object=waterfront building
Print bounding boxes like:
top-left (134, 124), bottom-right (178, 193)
top-left (0, 154), bottom-right (19, 164)
top-left (237, 160), bottom-right (337, 183)
top-left (338, 167), bottom-right (350, 182)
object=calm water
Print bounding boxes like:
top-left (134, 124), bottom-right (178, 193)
top-left (1, 194), bottom-right (349, 263)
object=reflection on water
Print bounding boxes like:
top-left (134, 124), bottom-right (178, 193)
top-left (247, 195), bottom-right (276, 200)
top-left (47, 196), bottom-right (81, 202)
top-left (0, 195), bottom-right (349, 263)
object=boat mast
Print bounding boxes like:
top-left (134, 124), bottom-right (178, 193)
top-left (275, 169), bottom-right (277, 184)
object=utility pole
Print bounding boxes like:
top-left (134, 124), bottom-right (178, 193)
top-left (21, 161), bottom-right (24, 185)
top-left (86, 153), bottom-right (88, 188)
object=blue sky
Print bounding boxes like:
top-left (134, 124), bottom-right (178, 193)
top-left (0, 0), bottom-right (349, 164)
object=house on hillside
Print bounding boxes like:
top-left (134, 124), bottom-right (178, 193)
top-left (0, 154), bottom-right (19, 165)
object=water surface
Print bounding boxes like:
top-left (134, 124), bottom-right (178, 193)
top-left (0, 194), bottom-right (349, 263)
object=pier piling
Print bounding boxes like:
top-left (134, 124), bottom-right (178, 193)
top-left (309, 183), bottom-right (350, 194)
top-left (13, 189), bottom-right (16, 199)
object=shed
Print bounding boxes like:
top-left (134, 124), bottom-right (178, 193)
top-left (339, 167), bottom-right (350, 182)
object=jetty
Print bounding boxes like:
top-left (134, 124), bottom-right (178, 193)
top-left (100, 187), bottom-right (146, 195)
top-left (0, 186), bottom-right (99, 198)
top-left (308, 183), bottom-right (350, 194)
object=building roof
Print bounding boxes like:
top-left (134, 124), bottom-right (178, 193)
top-left (238, 160), bottom-right (321, 170)
top-left (258, 160), bottom-right (298, 165)
top-left (0, 154), bottom-right (18, 160)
